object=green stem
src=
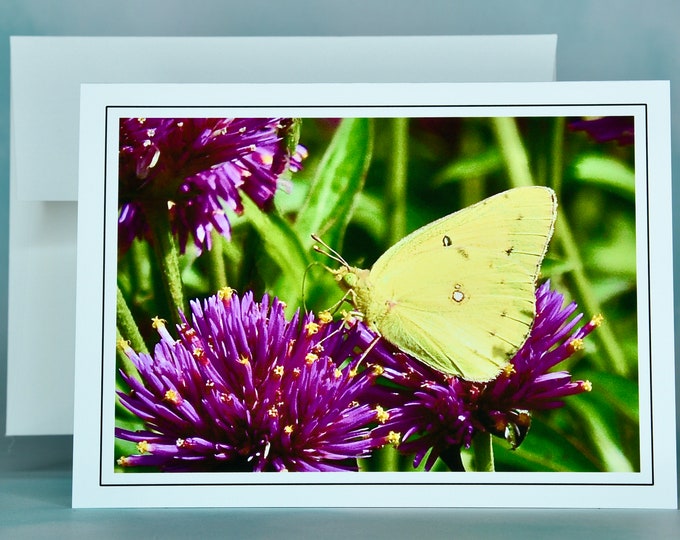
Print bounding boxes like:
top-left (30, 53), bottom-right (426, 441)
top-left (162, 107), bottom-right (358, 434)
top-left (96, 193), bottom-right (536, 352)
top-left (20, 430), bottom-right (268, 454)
top-left (471, 432), bottom-right (495, 472)
top-left (554, 214), bottom-right (628, 375)
top-left (146, 201), bottom-right (185, 325)
top-left (386, 117), bottom-right (409, 245)
top-left (116, 286), bottom-right (147, 354)
top-left (208, 228), bottom-right (228, 292)
top-left (375, 444), bottom-right (400, 472)
top-left (491, 117), bottom-right (533, 188)
top-left (116, 287), bottom-right (146, 381)
top-left (459, 121), bottom-right (485, 208)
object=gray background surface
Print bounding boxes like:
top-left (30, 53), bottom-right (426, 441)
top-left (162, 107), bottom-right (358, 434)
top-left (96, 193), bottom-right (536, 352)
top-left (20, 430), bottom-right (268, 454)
top-left (1, 0), bottom-right (678, 537)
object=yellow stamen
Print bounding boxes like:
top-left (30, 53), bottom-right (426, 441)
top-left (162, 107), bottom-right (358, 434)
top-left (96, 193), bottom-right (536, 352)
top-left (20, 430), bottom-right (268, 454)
top-left (318, 311), bottom-right (333, 324)
top-left (164, 389), bottom-right (181, 405)
top-left (502, 363), bottom-right (516, 377)
top-left (116, 338), bottom-right (131, 352)
top-left (334, 369), bottom-right (343, 379)
top-left (581, 380), bottom-right (593, 392)
top-left (305, 353), bottom-right (319, 365)
top-left (590, 313), bottom-right (604, 327)
top-left (273, 365), bottom-right (285, 378)
top-left (284, 425), bottom-right (294, 434)
top-left (371, 364), bottom-right (384, 376)
top-left (386, 431), bottom-right (401, 447)
top-left (136, 440), bottom-right (151, 454)
top-left (268, 406), bottom-right (278, 418)
top-left (568, 338), bottom-right (585, 353)
top-left (375, 406), bottom-right (390, 424)
top-left (218, 286), bottom-right (235, 302)
top-left (305, 322), bottom-right (321, 336)
top-left (151, 316), bottom-right (166, 329)
top-left (117, 456), bottom-right (131, 467)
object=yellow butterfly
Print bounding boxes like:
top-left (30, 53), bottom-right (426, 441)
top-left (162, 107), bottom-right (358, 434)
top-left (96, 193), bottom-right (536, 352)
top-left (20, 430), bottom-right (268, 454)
top-left (317, 186), bottom-right (557, 382)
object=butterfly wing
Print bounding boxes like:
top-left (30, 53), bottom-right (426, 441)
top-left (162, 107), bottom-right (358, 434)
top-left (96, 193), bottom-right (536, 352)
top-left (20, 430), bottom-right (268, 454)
top-left (366, 186), bottom-right (557, 381)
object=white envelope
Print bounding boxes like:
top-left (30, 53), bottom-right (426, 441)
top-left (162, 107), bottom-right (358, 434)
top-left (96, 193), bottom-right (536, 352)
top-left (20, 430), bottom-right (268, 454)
top-left (7, 35), bottom-right (556, 435)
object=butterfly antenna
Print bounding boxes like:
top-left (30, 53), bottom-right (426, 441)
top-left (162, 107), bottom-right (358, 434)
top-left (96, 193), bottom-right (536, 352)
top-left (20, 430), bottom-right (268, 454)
top-left (301, 261), bottom-right (323, 313)
top-left (311, 234), bottom-right (350, 268)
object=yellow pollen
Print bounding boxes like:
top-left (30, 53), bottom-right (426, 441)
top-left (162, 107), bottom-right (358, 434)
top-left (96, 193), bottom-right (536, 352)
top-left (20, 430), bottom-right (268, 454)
top-left (372, 364), bottom-right (384, 376)
top-left (590, 313), bottom-right (605, 327)
top-left (348, 368), bottom-right (358, 378)
top-left (334, 369), bottom-right (343, 379)
top-left (581, 380), bottom-right (593, 392)
top-left (568, 338), bottom-right (585, 352)
top-left (116, 338), bottom-right (131, 352)
top-left (164, 389), bottom-right (181, 405)
top-left (176, 438), bottom-right (186, 448)
top-left (273, 365), bottom-right (285, 378)
top-left (305, 353), bottom-right (319, 365)
top-left (349, 400), bottom-right (359, 408)
top-left (375, 406), bottom-right (390, 424)
top-left (260, 152), bottom-right (273, 164)
top-left (386, 431), bottom-right (401, 447)
top-left (151, 316), bottom-right (166, 329)
top-left (192, 347), bottom-right (205, 360)
top-left (305, 322), bottom-right (321, 336)
top-left (268, 406), bottom-right (278, 418)
top-left (138, 118), bottom-right (146, 124)
top-left (117, 456), bottom-right (131, 467)
top-left (239, 356), bottom-right (250, 365)
top-left (284, 425), bottom-right (294, 434)
top-left (312, 343), bottom-right (325, 355)
top-left (318, 311), bottom-right (333, 324)
top-left (218, 286), bottom-right (235, 302)
top-left (136, 440), bottom-right (151, 454)
top-left (292, 367), bottom-right (301, 378)
top-left (503, 364), bottom-right (516, 377)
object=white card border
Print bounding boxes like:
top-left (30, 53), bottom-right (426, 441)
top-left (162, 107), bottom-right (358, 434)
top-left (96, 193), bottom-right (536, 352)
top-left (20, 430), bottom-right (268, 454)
top-left (73, 81), bottom-right (676, 508)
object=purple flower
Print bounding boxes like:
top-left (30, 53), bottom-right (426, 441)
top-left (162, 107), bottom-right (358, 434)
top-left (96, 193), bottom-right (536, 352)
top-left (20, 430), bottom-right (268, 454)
top-left (115, 289), bottom-right (385, 472)
top-left (569, 116), bottom-right (634, 145)
top-left (360, 281), bottom-right (596, 471)
top-left (118, 118), bottom-right (306, 253)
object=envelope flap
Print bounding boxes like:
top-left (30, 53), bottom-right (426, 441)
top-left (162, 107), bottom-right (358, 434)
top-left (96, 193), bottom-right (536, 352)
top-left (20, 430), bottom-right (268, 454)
top-left (10, 35), bottom-right (556, 202)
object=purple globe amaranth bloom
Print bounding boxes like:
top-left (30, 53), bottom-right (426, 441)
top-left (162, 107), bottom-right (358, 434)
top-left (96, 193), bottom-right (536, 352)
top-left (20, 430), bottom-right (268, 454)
top-left (569, 116), bottom-right (634, 145)
top-left (360, 280), bottom-right (596, 471)
top-left (118, 117), bottom-right (306, 253)
top-left (115, 289), bottom-right (387, 472)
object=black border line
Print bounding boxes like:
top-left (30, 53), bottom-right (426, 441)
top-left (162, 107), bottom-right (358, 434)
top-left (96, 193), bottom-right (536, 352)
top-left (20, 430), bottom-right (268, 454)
top-left (99, 102), bottom-right (653, 489)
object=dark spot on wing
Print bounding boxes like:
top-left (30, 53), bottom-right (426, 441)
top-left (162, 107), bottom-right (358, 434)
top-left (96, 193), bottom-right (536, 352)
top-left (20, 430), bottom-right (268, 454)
top-left (442, 235), bottom-right (452, 247)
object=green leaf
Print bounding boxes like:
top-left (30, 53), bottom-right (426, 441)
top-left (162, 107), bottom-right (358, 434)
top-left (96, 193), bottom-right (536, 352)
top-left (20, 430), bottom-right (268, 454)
top-left (576, 370), bottom-right (639, 424)
top-left (572, 154), bottom-right (635, 200)
top-left (568, 397), bottom-right (636, 472)
top-left (242, 197), bottom-right (310, 314)
top-left (432, 148), bottom-right (502, 186)
top-left (295, 118), bottom-right (374, 249)
top-left (493, 416), bottom-right (600, 472)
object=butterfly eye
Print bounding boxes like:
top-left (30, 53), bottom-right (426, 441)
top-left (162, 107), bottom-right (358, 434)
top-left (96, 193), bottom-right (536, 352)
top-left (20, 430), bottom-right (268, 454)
top-left (343, 273), bottom-right (358, 288)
